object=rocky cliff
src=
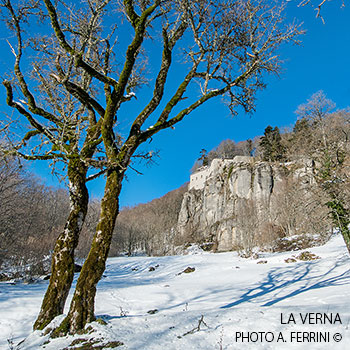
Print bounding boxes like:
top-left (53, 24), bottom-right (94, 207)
top-left (176, 157), bottom-right (321, 252)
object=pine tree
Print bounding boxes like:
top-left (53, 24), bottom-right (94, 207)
top-left (260, 126), bottom-right (285, 161)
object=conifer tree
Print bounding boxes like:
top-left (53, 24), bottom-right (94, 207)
top-left (260, 125), bottom-right (285, 161)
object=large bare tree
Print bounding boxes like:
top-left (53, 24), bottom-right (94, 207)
top-left (0, 0), bottom-right (118, 331)
top-left (1, 0), bottom-right (301, 336)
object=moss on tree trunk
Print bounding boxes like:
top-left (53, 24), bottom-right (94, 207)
top-left (33, 159), bottom-right (89, 331)
top-left (53, 169), bottom-right (121, 335)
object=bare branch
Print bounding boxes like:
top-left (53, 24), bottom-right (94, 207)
top-left (3, 80), bottom-right (57, 146)
top-left (42, 0), bottom-right (118, 87)
top-left (128, 16), bottom-right (188, 134)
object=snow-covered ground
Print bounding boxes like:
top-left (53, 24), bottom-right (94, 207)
top-left (1, 234), bottom-right (349, 350)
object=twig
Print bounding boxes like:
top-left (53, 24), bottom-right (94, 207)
top-left (182, 315), bottom-right (209, 337)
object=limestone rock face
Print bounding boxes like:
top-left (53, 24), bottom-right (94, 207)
top-left (177, 157), bottom-right (315, 251)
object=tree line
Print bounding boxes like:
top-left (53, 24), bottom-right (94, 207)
top-left (0, 156), bottom-right (103, 279)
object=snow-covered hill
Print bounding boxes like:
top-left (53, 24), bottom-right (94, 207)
top-left (1, 234), bottom-right (349, 350)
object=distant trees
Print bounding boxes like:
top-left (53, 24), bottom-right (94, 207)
top-left (192, 138), bottom-right (256, 172)
top-left (112, 185), bottom-right (187, 256)
top-left (192, 129), bottom-right (288, 173)
top-left (259, 125), bottom-right (286, 162)
top-left (0, 154), bottom-right (101, 275)
top-left (0, 156), bottom-right (69, 273)
top-left (285, 91), bottom-right (350, 254)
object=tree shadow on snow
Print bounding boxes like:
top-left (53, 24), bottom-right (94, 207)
top-left (221, 254), bottom-right (350, 309)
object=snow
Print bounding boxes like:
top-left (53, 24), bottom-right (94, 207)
top-left (0, 234), bottom-right (349, 349)
top-left (124, 92), bottom-right (136, 99)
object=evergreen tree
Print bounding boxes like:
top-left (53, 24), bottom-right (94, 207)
top-left (293, 117), bottom-right (310, 134)
top-left (198, 149), bottom-right (209, 167)
top-left (260, 126), bottom-right (285, 161)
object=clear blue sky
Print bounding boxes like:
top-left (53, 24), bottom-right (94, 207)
top-left (1, 1), bottom-right (349, 208)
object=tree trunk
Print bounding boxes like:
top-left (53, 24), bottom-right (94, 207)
top-left (342, 231), bottom-right (350, 254)
top-left (53, 169), bottom-right (122, 336)
top-left (33, 159), bottom-right (89, 330)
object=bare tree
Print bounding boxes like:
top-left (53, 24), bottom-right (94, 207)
top-left (295, 90), bottom-right (335, 150)
top-left (1, 0), bottom-right (301, 335)
top-left (0, 0), bottom-right (119, 330)
top-left (291, 92), bottom-right (350, 253)
top-left (273, 175), bottom-right (332, 239)
top-left (236, 199), bottom-right (260, 256)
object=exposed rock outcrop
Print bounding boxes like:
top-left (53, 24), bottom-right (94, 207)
top-left (177, 157), bottom-right (319, 252)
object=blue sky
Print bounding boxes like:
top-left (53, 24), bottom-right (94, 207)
top-left (1, 1), bottom-right (349, 208)
top-left (118, 0), bottom-right (350, 207)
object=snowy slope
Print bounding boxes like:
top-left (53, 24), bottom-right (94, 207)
top-left (0, 233), bottom-right (349, 350)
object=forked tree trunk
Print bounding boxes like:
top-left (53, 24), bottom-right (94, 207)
top-left (53, 169), bottom-right (122, 335)
top-left (33, 159), bottom-right (89, 330)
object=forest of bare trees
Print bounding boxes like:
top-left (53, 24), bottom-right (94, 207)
top-left (0, 157), bottom-right (69, 277)
top-left (111, 185), bottom-right (187, 256)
